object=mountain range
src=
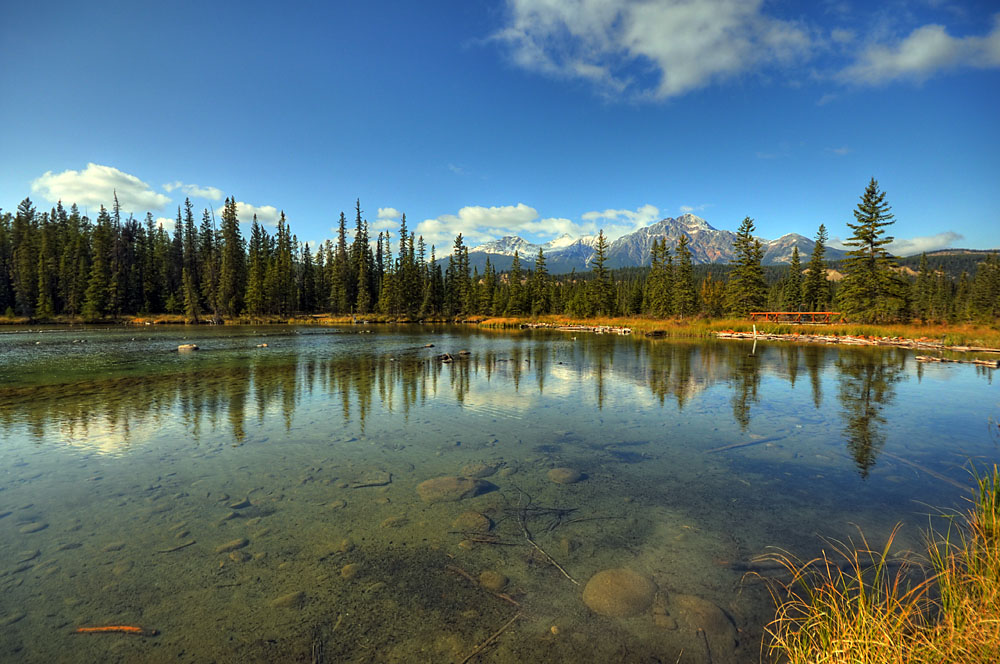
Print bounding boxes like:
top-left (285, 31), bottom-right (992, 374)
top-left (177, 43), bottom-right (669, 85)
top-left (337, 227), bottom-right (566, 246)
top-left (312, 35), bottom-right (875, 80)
top-left (464, 214), bottom-right (847, 273)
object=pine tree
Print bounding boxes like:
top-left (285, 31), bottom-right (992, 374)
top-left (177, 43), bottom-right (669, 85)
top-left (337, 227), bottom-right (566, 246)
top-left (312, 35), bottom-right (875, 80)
top-left (217, 197), bottom-right (246, 317)
top-left (726, 217), bottom-right (766, 317)
top-left (244, 216), bottom-right (266, 316)
top-left (837, 178), bottom-right (906, 323)
top-left (182, 266), bottom-right (201, 322)
top-left (643, 239), bottom-right (673, 317)
top-left (781, 246), bottom-right (803, 311)
top-left (589, 230), bottom-right (614, 316)
top-left (531, 248), bottom-right (550, 315)
top-left (673, 235), bottom-right (697, 316)
top-left (913, 253), bottom-right (933, 322)
top-left (506, 251), bottom-right (524, 315)
top-left (802, 224), bottom-right (829, 311)
top-left (330, 212), bottom-right (350, 313)
top-left (82, 206), bottom-right (112, 320)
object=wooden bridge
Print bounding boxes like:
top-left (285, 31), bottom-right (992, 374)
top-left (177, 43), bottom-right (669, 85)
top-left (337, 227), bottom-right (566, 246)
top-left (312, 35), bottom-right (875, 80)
top-left (748, 311), bottom-right (844, 323)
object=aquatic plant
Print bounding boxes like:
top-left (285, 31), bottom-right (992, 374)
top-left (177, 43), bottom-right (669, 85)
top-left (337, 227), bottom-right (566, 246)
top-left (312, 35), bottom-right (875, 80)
top-left (763, 465), bottom-right (1000, 663)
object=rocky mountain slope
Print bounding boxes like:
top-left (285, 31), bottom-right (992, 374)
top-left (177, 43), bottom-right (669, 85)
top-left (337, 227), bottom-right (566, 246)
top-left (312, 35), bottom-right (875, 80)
top-left (466, 214), bottom-right (845, 272)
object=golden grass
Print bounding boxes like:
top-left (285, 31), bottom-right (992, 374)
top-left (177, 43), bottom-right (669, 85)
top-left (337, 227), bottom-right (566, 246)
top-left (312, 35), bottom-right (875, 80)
top-left (764, 466), bottom-right (1000, 664)
top-left (472, 315), bottom-right (1000, 348)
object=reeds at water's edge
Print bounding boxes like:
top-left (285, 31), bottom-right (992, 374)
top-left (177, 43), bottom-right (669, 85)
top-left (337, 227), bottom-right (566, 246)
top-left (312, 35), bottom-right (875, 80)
top-left (761, 465), bottom-right (1000, 663)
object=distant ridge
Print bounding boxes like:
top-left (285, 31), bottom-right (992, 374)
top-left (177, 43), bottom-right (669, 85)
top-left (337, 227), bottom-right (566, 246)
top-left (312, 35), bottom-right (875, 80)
top-left (465, 213), bottom-right (847, 271)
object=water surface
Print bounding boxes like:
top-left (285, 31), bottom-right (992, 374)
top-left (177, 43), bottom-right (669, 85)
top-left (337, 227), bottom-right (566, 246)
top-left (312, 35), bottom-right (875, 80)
top-left (1, 325), bottom-right (997, 663)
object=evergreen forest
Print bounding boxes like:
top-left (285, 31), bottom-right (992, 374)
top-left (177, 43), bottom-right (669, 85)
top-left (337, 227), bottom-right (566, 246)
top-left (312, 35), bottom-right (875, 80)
top-left (1, 181), bottom-right (998, 324)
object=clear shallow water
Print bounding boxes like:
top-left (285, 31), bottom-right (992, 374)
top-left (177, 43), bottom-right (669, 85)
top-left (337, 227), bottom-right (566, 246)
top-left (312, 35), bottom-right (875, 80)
top-left (0, 325), bottom-right (997, 663)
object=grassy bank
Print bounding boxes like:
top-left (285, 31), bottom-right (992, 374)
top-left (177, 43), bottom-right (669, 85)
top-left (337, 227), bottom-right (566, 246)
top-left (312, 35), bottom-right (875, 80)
top-left (475, 315), bottom-right (1000, 348)
top-left (765, 465), bottom-right (1000, 663)
top-left (5, 312), bottom-right (999, 348)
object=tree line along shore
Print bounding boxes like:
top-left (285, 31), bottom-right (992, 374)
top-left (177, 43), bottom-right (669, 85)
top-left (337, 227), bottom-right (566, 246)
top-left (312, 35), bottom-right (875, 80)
top-left (2, 179), bottom-right (998, 330)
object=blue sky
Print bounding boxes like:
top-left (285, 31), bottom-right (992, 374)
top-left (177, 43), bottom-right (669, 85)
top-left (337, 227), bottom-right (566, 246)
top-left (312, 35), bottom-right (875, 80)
top-left (2, 0), bottom-right (997, 256)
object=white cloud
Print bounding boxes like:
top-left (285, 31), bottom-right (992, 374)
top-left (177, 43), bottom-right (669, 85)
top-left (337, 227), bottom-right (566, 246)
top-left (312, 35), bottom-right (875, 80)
top-left (223, 201), bottom-right (282, 226)
top-left (155, 217), bottom-right (176, 232)
top-left (377, 207), bottom-right (402, 220)
top-left (679, 203), bottom-right (710, 214)
top-left (816, 92), bottom-right (838, 105)
top-left (417, 203), bottom-right (543, 248)
top-left (888, 231), bottom-right (963, 256)
top-left (493, 0), bottom-right (811, 100)
top-left (826, 146), bottom-right (851, 156)
top-left (580, 204), bottom-right (661, 239)
top-left (163, 181), bottom-right (223, 201)
top-left (830, 231), bottom-right (964, 256)
top-left (31, 163), bottom-right (171, 212)
top-left (840, 16), bottom-right (1000, 84)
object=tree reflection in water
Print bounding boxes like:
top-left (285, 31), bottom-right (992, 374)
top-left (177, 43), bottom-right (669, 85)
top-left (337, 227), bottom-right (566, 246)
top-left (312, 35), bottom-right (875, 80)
top-left (835, 349), bottom-right (907, 477)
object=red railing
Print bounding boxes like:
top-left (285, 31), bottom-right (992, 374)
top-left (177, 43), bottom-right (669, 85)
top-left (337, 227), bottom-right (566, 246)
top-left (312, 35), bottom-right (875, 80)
top-left (748, 311), bottom-right (844, 323)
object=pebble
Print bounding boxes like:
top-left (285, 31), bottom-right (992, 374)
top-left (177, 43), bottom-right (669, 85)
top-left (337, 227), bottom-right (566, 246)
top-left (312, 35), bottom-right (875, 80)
top-left (16, 550), bottom-right (40, 563)
top-left (214, 538), bottom-right (249, 553)
top-left (229, 550), bottom-right (251, 563)
top-left (102, 541), bottom-right (126, 552)
top-left (547, 468), bottom-right (584, 484)
top-left (229, 498), bottom-right (251, 509)
top-left (56, 542), bottom-right (82, 551)
top-left (461, 462), bottom-right (498, 478)
top-left (327, 500), bottom-right (347, 510)
top-left (337, 538), bottom-right (355, 553)
top-left (341, 563), bottom-right (361, 580)
top-left (452, 511), bottom-right (491, 533)
top-left (270, 591), bottom-right (306, 608)
top-left (416, 476), bottom-right (496, 503)
top-left (479, 570), bottom-right (508, 592)
top-left (380, 516), bottom-right (408, 528)
top-left (18, 522), bottom-right (48, 534)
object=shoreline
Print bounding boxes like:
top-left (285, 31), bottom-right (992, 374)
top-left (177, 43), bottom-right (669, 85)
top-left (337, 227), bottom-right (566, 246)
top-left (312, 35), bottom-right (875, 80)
top-left (4, 313), bottom-right (999, 355)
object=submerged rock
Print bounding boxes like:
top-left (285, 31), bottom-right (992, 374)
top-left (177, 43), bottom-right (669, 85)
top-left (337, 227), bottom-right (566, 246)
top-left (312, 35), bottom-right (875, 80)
top-left (177, 344), bottom-right (199, 352)
top-left (547, 468), bottom-right (584, 484)
top-left (214, 538), bottom-right (249, 553)
top-left (270, 591), bottom-right (305, 608)
top-left (451, 511), bottom-right (492, 533)
top-left (416, 476), bottom-right (496, 503)
top-left (461, 462), bottom-right (499, 478)
top-left (582, 568), bottom-right (656, 618)
top-left (479, 570), bottom-right (508, 592)
top-left (670, 593), bottom-right (738, 662)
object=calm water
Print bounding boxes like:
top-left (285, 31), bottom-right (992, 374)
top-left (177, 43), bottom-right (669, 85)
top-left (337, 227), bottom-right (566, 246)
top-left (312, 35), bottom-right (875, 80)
top-left (0, 325), bottom-right (997, 663)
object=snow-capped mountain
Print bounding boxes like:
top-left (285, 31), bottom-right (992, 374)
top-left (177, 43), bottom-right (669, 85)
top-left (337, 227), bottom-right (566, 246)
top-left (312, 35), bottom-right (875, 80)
top-left (464, 214), bottom-right (845, 272)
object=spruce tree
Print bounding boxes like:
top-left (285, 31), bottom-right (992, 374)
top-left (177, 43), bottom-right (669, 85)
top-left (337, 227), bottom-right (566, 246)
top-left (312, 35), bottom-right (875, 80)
top-left (726, 217), bottom-right (766, 317)
top-left (673, 235), bottom-right (697, 316)
top-left (589, 230), bottom-right (614, 316)
top-left (531, 248), bottom-right (550, 315)
top-left (837, 178), bottom-right (905, 323)
top-left (781, 246), bottom-right (803, 311)
top-left (802, 224), bottom-right (830, 311)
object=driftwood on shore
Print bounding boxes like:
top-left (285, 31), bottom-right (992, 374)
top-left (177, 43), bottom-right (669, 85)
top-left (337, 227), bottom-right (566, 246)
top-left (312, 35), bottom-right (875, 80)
top-left (715, 331), bottom-right (1000, 357)
top-left (520, 322), bottom-right (632, 335)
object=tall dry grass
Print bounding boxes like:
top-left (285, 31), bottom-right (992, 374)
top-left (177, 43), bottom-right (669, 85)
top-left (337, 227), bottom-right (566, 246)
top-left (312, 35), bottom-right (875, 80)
top-left (763, 466), bottom-right (1000, 664)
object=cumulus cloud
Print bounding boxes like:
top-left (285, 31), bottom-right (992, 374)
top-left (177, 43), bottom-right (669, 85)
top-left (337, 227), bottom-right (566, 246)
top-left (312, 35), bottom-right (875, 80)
top-left (888, 231), bottom-right (963, 256)
top-left (224, 201), bottom-right (282, 226)
top-left (31, 163), bottom-right (171, 212)
top-left (416, 202), bottom-right (669, 249)
top-left (155, 217), bottom-right (176, 232)
top-left (163, 181), bottom-right (223, 201)
top-left (377, 207), bottom-right (402, 220)
top-left (840, 16), bottom-right (1000, 84)
top-left (493, 0), bottom-right (811, 100)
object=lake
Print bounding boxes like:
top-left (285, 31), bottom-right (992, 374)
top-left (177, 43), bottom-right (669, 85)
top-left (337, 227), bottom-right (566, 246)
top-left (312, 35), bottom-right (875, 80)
top-left (1, 325), bottom-right (997, 663)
